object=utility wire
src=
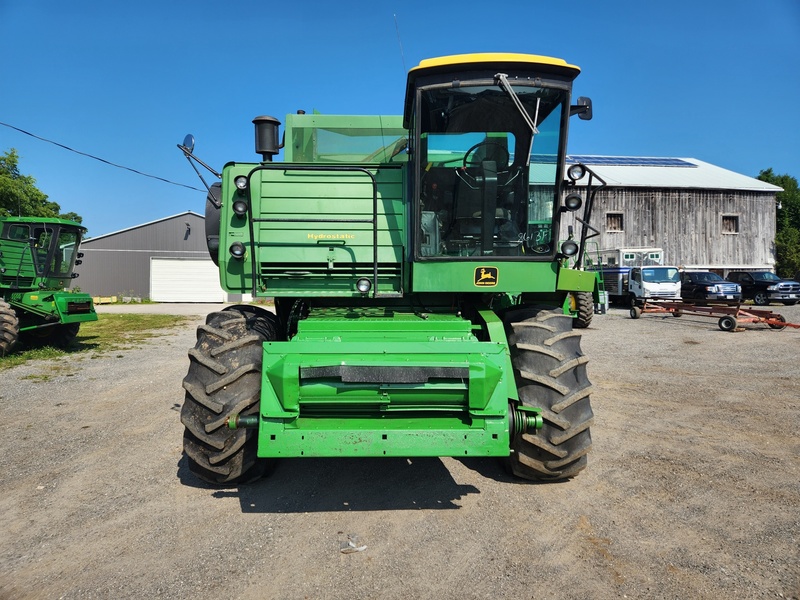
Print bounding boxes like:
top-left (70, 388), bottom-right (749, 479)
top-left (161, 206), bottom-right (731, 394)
top-left (393, 14), bottom-right (406, 73)
top-left (0, 120), bottom-right (205, 192)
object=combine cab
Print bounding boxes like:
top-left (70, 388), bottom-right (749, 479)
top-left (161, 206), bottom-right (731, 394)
top-left (179, 53), bottom-right (602, 484)
top-left (0, 216), bottom-right (97, 355)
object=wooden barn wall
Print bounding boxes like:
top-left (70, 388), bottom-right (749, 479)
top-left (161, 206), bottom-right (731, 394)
top-left (559, 187), bottom-right (777, 270)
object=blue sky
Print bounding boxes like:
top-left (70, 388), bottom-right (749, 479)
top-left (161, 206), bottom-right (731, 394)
top-left (1, 0), bottom-right (799, 236)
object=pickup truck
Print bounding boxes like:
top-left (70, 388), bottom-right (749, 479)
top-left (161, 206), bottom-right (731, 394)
top-left (680, 271), bottom-right (742, 304)
top-left (725, 271), bottom-right (800, 305)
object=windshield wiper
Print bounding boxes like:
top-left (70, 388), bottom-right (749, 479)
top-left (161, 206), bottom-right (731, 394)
top-left (495, 73), bottom-right (540, 166)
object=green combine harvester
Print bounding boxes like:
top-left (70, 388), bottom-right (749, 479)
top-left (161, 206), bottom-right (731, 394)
top-left (0, 216), bottom-right (97, 355)
top-left (178, 52), bottom-right (603, 485)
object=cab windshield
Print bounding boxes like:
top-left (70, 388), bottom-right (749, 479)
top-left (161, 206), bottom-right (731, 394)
top-left (32, 226), bottom-right (81, 277)
top-left (416, 83), bottom-right (567, 258)
top-left (642, 267), bottom-right (680, 283)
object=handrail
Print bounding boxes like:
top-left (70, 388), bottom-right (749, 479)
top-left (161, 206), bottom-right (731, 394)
top-left (243, 164), bottom-right (380, 298)
top-left (575, 169), bottom-right (606, 270)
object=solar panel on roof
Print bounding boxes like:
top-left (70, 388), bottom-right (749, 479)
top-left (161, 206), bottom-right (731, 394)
top-left (566, 155), bottom-right (696, 167)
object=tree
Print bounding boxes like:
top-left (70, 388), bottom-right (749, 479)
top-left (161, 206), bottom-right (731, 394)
top-left (758, 168), bottom-right (800, 278)
top-left (774, 228), bottom-right (800, 279)
top-left (0, 148), bottom-right (83, 223)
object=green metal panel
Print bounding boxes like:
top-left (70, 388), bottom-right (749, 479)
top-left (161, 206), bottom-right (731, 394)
top-left (219, 163), bottom-right (406, 297)
top-left (255, 308), bottom-right (514, 457)
top-left (411, 260), bottom-right (558, 293)
top-left (9, 291), bottom-right (96, 330)
top-left (0, 239), bottom-right (37, 283)
top-left (557, 267), bottom-right (597, 292)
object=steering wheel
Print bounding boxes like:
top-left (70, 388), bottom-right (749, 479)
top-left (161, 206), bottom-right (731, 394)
top-left (457, 141), bottom-right (520, 192)
top-left (462, 141), bottom-right (510, 169)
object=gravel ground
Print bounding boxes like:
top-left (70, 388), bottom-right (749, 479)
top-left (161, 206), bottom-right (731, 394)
top-left (0, 302), bottom-right (798, 599)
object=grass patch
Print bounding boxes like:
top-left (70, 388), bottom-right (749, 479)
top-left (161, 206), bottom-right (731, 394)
top-left (0, 314), bottom-right (192, 370)
top-left (21, 363), bottom-right (79, 381)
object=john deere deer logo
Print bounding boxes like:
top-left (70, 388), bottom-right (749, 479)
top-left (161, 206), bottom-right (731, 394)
top-left (474, 267), bottom-right (498, 287)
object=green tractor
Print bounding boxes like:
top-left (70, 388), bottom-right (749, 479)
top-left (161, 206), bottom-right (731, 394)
top-left (0, 216), bottom-right (97, 355)
top-left (178, 52), bottom-right (603, 485)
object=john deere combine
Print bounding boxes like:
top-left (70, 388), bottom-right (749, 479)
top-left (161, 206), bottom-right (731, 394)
top-left (0, 216), bottom-right (96, 355)
top-left (179, 52), bottom-right (601, 484)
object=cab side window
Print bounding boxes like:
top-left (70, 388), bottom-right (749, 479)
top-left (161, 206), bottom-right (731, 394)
top-left (2, 224), bottom-right (30, 241)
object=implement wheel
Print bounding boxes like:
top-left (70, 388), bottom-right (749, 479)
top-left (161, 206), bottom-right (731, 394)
top-left (504, 307), bottom-right (594, 481)
top-left (181, 305), bottom-right (279, 485)
top-left (0, 300), bottom-right (20, 356)
top-left (630, 306), bottom-right (642, 319)
top-left (570, 292), bottom-right (594, 329)
top-left (718, 315), bottom-right (738, 332)
top-left (768, 314), bottom-right (787, 331)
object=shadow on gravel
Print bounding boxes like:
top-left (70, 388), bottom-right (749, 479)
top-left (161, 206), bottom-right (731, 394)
top-left (178, 454), bottom-right (483, 512)
top-left (9, 335), bottom-right (100, 356)
top-left (73, 336), bottom-right (101, 351)
top-left (456, 457), bottom-right (576, 487)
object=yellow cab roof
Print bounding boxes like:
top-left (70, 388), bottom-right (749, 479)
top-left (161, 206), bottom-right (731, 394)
top-left (409, 52), bottom-right (580, 75)
top-left (404, 53), bottom-right (581, 126)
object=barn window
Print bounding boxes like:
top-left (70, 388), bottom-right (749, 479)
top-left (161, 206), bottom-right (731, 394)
top-left (606, 212), bottom-right (624, 232)
top-left (722, 215), bottom-right (739, 234)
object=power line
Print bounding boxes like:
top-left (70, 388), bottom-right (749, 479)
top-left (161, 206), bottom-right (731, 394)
top-left (0, 120), bottom-right (205, 192)
top-left (393, 14), bottom-right (407, 74)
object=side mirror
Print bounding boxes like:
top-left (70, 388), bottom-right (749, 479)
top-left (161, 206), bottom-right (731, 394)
top-left (570, 97), bottom-right (593, 121)
top-left (182, 134), bottom-right (195, 153)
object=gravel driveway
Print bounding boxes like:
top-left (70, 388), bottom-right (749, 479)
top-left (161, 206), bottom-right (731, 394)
top-left (1, 302), bottom-right (798, 599)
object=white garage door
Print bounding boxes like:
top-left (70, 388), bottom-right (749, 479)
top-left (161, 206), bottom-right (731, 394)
top-left (150, 257), bottom-right (227, 302)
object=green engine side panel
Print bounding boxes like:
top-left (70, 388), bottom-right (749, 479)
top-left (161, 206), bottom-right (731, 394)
top-left (0, 237), bottom-right (38, 286)
top-left (255, 307), bottom-right (515, 458)
top-left (219, 164), bottom-right (407, 297)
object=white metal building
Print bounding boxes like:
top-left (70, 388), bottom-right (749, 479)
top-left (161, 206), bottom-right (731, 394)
top-left (74, 211), bottom-right (232, 302)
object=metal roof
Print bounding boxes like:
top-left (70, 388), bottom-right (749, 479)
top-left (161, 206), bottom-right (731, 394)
top-left (567, 156), bottom-right (783, 192)
top-left (84, 210), bottom-right (203, 242)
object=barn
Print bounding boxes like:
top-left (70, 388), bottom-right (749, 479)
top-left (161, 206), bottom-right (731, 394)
top-left (561, 156), bottom-right (783, 273)
top-left (73, 211), bottom-right (228, 302)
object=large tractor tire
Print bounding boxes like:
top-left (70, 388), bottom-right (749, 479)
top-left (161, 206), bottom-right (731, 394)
top-left (181, 305), bottom-right (279, 485)
top-left (0, 300), bottom-right (20, 356)
top-left (570, 291), bottom-right (594, 329)
top-left (504, 307), bottom-right (594, 481)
